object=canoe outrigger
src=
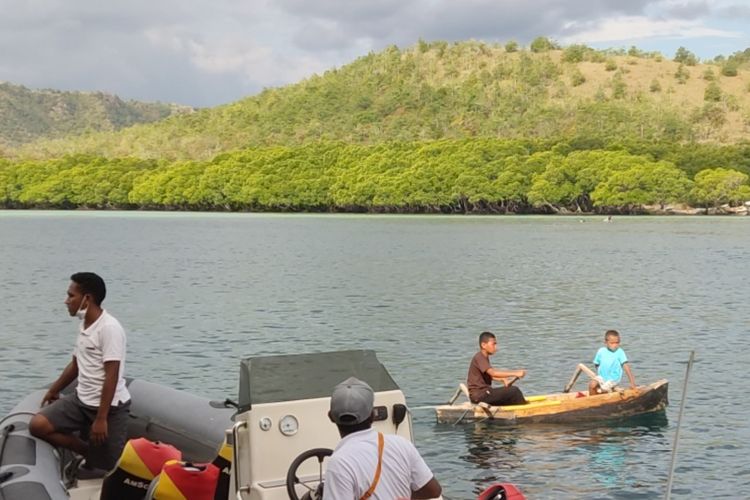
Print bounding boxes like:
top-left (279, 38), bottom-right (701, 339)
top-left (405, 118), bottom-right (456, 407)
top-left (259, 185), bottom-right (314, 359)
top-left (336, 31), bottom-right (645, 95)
top-left (1, 350), bottom-right (524, 499)
top-left (435, 377), bottom-right (668, 425)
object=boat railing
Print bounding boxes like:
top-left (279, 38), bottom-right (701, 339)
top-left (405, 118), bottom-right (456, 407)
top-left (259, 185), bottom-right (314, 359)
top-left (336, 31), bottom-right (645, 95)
top-left (232, 420), bottom-right (249, 499)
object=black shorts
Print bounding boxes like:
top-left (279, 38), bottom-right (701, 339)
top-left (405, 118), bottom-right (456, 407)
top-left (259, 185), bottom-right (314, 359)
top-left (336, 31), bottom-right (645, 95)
top-left (473, 386), bottom-right (526, 406)
top-left (39, 392), bottom-right (130, 470)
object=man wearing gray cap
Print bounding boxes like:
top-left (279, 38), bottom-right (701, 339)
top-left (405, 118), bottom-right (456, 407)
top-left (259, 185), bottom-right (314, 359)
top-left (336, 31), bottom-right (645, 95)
top-left (323, 377), bottom-right (442, 500)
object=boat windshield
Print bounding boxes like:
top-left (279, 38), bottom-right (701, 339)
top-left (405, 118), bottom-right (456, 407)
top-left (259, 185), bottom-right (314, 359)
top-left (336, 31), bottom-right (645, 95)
top-left (238, 349), bottom-right (400, 412)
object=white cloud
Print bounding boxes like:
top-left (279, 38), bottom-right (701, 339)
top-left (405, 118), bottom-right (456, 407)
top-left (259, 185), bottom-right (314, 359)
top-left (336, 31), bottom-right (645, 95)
top-left (144, 27), bottom-right (190, 52)
top-left (0, 0), bottom-right (748, 105)
top-left (145, 28), bottom-right (328, 89)
top-left (562, 16), bottom-right (741, 44)
top-left (188, 38), bottom-right (310, 84)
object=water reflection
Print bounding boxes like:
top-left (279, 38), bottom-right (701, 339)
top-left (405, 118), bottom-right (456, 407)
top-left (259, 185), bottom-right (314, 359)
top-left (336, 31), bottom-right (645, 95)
top-left (463, 424), bottom-right (520, 470)
top-left (453, 412), bottom-right (669, 498)
top-left (454, 423), bottom-right (520, 497)
top-left (581, 414), bottom-right (669, 490)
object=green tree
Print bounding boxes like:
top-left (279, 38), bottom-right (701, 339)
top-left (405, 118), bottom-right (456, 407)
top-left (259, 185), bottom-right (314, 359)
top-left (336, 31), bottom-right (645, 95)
top-left (611, 72), bottom-right (626, 99)
top-left (530, 37), bottom-right (555, 53)
top-left (505, 40), bottom-right (518, 53)
top-left (570, 68), bottom-right (586, 87)
top-left (674, 64), bottom-right (690, 84)
top-left (627, 46), bottom-right (643, 57)
top-left (526, 154), bottom-right (581, 209)
top-left (674, 47), bottom-right (698, 66)
top-left (721, 59), bottom-right (739, 77)
top-left (592, 161), bottom-right (692, 209)
top-left (690, 168), bottom-right (750, 207)
top-left (692, 103), bottom-right (727, 139)
top-left (562, 44), bottom-right (588, 63)
top-left (704, 81), bottom-right (722, 102)
top-left (492, 153), bottom-right (549, 210)
top-left (526, 150), bottom-right (640, 211)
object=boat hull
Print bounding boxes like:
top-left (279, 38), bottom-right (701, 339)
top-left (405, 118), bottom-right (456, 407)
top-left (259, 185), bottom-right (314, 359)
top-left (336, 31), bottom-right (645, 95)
top-left (435, 379), bottom-right (668, 424)
top-left (0, 380), bottom-right (234, 500)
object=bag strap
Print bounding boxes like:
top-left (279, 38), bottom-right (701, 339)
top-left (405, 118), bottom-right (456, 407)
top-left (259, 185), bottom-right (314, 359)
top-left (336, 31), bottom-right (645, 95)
top-left (359, 432), bottom-right (385, 500)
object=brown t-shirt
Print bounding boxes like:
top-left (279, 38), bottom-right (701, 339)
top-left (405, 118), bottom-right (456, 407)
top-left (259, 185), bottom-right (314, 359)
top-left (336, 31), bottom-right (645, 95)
top-left (467, 351), bottom-right (493, 402)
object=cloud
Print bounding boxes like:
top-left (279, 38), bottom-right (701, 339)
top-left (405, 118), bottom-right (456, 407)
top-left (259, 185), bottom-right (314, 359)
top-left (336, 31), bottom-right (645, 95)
top-left (275, 0), bottom-right (408, 24)
top-left (276, 0), bottom-right (417, 51)
top-left (291, 20), bottom-right (353, 52)
top-left (275, 0), bottom-right (657, 51)
top-left (0, 0), bottom-right (295, 105)
top-left (0, 0), bottom-right (747, 106)
top-left (187, 38), bottom-right (327, 88)
top-left (660, 1), bottom-right (711, 19)
top-left (715, 4), bottom-right (750, 19)
top-left (561, 15), bottom-right (741, 44)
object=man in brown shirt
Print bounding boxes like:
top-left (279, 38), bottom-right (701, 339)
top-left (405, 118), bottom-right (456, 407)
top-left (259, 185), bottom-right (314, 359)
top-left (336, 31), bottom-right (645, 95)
top-left (467, 331), bottom-right (527, 406)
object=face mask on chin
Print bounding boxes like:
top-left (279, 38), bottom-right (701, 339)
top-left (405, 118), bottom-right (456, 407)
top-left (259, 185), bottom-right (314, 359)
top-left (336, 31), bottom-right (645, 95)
top-left (75, 296), bottom-right (88, 320)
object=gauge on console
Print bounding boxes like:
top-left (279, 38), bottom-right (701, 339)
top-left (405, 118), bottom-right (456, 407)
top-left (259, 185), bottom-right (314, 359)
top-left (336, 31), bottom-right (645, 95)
top-left (259, 417), bottom-right (272, 431)
top-left (279, 414), bottom-right (299, 436)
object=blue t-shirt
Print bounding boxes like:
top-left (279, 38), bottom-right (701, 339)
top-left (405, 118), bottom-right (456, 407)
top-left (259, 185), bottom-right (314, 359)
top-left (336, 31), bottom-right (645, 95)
top-left (593, 347), bottom-right (628, 382)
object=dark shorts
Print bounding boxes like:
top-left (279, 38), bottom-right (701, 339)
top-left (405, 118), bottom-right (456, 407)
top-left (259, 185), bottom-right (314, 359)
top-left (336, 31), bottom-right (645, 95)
top-left (39, 392), bottom-right (131, 470)
top-left (472, 386), bottom-right (526, 406)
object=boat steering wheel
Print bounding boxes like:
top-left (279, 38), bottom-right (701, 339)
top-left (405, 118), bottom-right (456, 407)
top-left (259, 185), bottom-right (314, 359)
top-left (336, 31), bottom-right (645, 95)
top-left (285, 447), bottom-right (333, 500)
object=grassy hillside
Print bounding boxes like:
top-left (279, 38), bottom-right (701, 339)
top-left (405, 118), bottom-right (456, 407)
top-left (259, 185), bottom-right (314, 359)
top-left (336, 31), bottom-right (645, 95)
top-left (15, 41), bottom-right (750, 160)
top-left (0, 82), bottom-right (193, 149)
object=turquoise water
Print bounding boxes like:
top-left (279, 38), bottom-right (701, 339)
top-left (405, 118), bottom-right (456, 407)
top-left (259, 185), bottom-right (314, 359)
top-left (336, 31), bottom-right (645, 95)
top-left (1, 212), bottom-right (748, 498)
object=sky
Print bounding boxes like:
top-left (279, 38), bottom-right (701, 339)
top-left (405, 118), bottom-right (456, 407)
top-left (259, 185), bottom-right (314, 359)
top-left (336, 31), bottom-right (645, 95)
top-left (1, 0), bottom-right (749, 108)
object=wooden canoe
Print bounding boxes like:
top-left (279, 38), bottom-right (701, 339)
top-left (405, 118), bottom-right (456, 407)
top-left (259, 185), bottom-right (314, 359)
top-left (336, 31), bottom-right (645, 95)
top-left (434, 379), bottom-right (668, 424)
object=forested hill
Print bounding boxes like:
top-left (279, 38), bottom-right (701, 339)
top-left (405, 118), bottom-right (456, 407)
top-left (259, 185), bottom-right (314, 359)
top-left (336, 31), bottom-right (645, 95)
top-left (0, 82), bottom-right (192, 149)
top-left (17, 40), bottom-right (750, 160)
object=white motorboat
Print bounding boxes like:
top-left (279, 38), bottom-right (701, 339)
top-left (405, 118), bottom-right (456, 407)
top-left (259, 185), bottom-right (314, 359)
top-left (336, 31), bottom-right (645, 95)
top-left (2, 350), bottom-right (523, 500)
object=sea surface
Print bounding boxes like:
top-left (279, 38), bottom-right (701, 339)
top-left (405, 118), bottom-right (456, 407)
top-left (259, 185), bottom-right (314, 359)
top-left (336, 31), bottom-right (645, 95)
top-left (1, 212), bottom-right (748, 499)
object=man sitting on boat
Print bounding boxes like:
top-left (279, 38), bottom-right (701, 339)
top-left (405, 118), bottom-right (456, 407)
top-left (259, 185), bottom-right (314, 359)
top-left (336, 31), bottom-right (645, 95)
top-left (29, 272), bottom-right (131, 478)
top-left (323, 377), bottom-right (442, 500)
top-left (467, 331), bottom-right (527, 406)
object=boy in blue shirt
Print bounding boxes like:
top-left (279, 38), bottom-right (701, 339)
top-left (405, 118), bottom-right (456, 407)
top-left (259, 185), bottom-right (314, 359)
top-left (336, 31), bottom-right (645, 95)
top-left (589, 330), bottom-right (637, 395)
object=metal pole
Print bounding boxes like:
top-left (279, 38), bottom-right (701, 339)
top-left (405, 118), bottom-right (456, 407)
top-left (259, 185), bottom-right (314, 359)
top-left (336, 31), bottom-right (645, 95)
top-left (665, 350), bottom-right (694, 500)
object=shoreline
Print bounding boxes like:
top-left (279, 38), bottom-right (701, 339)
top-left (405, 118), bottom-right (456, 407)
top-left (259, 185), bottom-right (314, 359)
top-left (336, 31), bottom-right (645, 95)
top-left (0, 203), bottom-right (748, 216)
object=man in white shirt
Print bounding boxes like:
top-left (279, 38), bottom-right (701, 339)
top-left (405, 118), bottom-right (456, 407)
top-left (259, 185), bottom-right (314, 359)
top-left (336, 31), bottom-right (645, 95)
top-left (30, 272), bottom-right (131, 475)
top-left (323, 377), bottom-right (442, 500)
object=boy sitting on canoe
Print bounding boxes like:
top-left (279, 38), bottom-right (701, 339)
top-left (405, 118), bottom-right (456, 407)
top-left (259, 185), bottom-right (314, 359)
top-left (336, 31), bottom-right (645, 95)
top-left (467, 331), bottom-right (527, 406)
top-left (589, 330), bottom-right (637, 395)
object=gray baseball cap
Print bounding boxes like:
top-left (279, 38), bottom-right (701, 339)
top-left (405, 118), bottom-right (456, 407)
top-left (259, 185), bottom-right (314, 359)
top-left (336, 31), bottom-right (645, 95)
top-left (330, 377), bottom-right (374, 425)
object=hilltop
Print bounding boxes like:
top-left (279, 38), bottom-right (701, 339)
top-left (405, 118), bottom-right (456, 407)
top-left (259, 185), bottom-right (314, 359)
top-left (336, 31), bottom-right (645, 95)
top-left (0, 82), bottom-right (193, 150)
top-left (3, 40), bottom-right (750, 214)
top-left (14, 40), bottom-right (750, 160)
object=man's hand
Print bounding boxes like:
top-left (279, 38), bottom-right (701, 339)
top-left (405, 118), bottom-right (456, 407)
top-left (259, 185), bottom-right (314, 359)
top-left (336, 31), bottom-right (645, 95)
top-left (41, 390), bottom-right (60, 406)
top-left (516, 369), bottom-right (527, 379)
top-left (90, 417), bottom-right (108, 446)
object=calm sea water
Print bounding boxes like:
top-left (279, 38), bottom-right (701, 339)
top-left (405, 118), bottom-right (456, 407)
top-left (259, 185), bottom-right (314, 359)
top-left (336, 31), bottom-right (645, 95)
top-left (1, 212), bottom-right (748, 499)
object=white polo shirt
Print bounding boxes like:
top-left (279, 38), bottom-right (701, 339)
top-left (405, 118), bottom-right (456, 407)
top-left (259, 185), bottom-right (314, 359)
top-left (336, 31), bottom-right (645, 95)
top-left (73, 310), bottom-right (130, 407)
top-left (323, 428), bottom-right (434, 500)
